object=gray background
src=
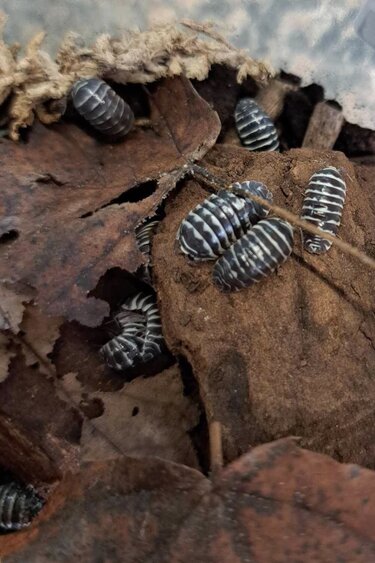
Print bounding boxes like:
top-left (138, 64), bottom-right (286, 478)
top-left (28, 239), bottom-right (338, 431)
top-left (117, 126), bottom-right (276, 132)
top-left (2, 0), bottom-right (375, 129)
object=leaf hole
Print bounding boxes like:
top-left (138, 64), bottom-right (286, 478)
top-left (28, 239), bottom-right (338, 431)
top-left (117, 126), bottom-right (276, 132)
top-left (0, 230), bottom-right (19, 244)
top-left (79, 180), bottom-right (158, 219)
top-left (105, 179), bottom-right (158, 205)
top-left (79, 397), bottom-right (105, 419)
top-left (131, 406), bottom-right (139, 417)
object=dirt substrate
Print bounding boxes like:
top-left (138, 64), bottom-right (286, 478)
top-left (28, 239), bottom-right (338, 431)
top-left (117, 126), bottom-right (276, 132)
top-left (153, 144), bottom-right (375, 466)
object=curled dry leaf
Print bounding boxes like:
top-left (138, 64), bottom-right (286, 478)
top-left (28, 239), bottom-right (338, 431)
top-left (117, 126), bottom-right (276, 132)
top-left (153, 145), bottom-right (375, 467)
top-left (2, 438), bottom-right (375, 561)
top-left (0, 77), bottom-right (220, 326)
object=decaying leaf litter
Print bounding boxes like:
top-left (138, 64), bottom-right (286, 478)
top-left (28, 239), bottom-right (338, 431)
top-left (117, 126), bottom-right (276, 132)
top-left (3, 439), bottom-right (375, 561)
top-left (0, 13), bottom-right (374, 561)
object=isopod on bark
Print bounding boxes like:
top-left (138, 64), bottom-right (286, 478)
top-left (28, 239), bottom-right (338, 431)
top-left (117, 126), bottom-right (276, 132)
top-left (212, 217), bottom-right (294, 291)
top-left (301, 166), bottom-right (347, 254)
top-left (177, 182), bottom-right (273, 261)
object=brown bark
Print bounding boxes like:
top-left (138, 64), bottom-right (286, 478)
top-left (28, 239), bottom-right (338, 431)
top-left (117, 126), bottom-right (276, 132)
top-left (153, 145), bottom-right (375, 466)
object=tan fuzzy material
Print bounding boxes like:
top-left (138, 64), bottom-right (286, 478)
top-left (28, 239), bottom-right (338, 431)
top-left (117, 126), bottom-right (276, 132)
top-left (0, 14), bottom-right (272, 140)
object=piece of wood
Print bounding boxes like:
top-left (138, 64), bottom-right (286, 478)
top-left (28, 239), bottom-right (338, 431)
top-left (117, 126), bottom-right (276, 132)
top-left (255, 78), bottom-right (298, 121)
top-left (302, 101), bottom-right (344, 149)
top-left (209, 420), bottom-right (223, 475)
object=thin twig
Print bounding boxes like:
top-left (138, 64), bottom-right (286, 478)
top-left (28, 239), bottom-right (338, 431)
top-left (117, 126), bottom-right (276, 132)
top-left (190, 163), bottom-right (375, 270)
top-left (230, 189), bottom-right (375, 269)
top-left (189, 163), bottom-right (227, 190)
top-left (209, 420), bottom-right (223, 475)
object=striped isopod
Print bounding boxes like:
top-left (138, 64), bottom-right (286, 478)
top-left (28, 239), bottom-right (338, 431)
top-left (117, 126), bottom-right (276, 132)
top-left (232, 180), bottom-right (273, 220)
top-left (177, 182), bottom-right (273, 262)
top-left (235, 98), bottom-right (279, 152)
top-left (71, 78), bottom-right (134, 139)
top-left (135, 219), bottom-right (160, 284)
top-left (100, 292), bottom-right (164, 372)
top-left (212, 217), bottom-right (294, 292)
top-left (301, 166), bottom-right (347, 254)
top-left (136, 219), bottom-right (159, 256)
top-left (0, 482), bottom-right (43, 531)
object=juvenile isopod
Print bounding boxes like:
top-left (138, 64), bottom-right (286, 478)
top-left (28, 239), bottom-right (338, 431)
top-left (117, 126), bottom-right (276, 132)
top-left (212, 217), bottom-right (294, 292)
top-left (136, 219), bottom-right (159, 256)
top-left (301, 166), bottom-right (347, 254)
top-left (71, 78), bottom-right (134, 139)
top-left (235, 98), bottom-right (279, 152)
top-left (0, 482), bottom-right (43, 531)
top-left (135, 219), bottom-right (160, 284)
top-left (100, 292), bottom-right (164, 372)
top-left (177, 182), bottom-right (273, 261)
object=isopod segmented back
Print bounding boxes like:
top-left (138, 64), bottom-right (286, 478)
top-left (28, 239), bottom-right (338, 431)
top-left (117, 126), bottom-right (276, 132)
top-left (231, 180), bottom-right (273, 220)
top-left (177, 182), bottom-right (273, 262)
top-left (0, 482), bottom-right (43, 531)
top-left (136, 220), bottom-right (159, 256)
top-left (71, 78), bottom-right (134, 139)
top-left (212, 217), bottom-right (294, 292)
top-left (135, 219), bottom-right (160, 285)
top-left (301, 166), bottom-right (347, 254)
top-left (235, 98), bottom-right (279, 152)
top-left (100, 292), bottom-right (164, 372)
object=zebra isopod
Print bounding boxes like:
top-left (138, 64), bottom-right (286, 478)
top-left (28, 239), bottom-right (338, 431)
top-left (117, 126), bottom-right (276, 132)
top-left (71, 78), bottom-right (134, 139)
top-left (136, 220), bottom-right (160, 256)
top-left (235, 98), bottom-right (279, 152)
top-left (0, 482), bottom-right (43, 531)
top-left (177, 182), bottom-right (273, 262)
top-left (212, 217), bottom-right (294, 292)
top-left (135, 219), bottom-right (160, 285)
top-left (100, 292), bottom-right (164, 372)
top-left (301, 166), bottom-right (347, 254)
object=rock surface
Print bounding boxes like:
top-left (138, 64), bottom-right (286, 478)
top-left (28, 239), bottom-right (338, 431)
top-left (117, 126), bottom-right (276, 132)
top-left (153, 145), bottom-right (375, 465)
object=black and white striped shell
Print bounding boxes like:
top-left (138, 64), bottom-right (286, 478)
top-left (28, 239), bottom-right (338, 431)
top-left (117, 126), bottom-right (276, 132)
top-left (212, 217), bottom-right (294, 292)
top-left (136, 219), bottom-right (159, 256)
top-left (135, 219), bottom-right (159, 285)
top-left (71, 78), bottom-right (134, 139)
top-left (301, 166), bottom-right (347, 254)
top-left (177, 183), bottom-right (273, 262)
top-left (235, 98), bottom-right (279, 152)
top-left (0, 483), bottom-right (43, 531)
top-left (100, 293), bottom-right (164, 372)
top-left (232, 180), bottom-right (273, 220)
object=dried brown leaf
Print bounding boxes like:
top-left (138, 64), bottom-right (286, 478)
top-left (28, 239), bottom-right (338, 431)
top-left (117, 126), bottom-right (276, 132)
top-left (0, 77), bottom-right (220, 326)
top-left (0, 353), bottom-right (81, 483)
top-left (0, 282), bottom-right (33, 332)
top-left (18, 303), bottom-right (63, 375)
top-left (78, 365), bottom-right (200, 468)
top-left (0, 333), bottom-right (13, 382)
top-left (3, 439), bottom-right (375, 561)
top-left (0, 282), bottom-right (34, 382)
